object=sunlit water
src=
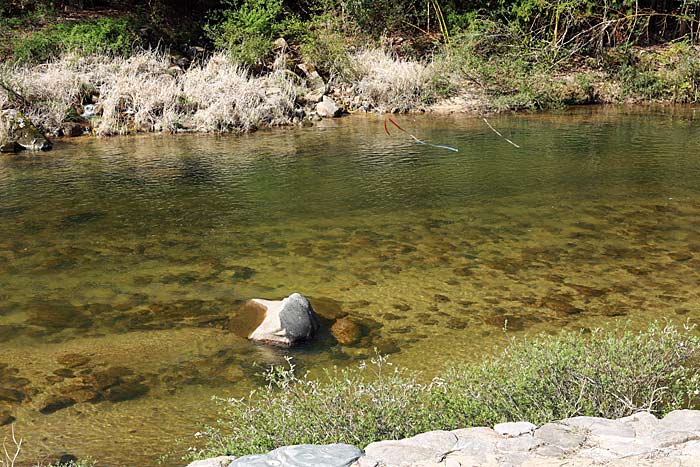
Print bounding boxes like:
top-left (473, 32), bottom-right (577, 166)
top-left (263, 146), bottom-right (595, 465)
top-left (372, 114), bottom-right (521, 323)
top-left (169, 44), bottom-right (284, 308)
top-left (2, 107), bottom-right (700, 466)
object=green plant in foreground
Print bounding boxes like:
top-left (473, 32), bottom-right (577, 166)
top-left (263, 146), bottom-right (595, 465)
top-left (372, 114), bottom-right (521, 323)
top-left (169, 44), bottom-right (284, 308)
top-left (432, 323), bottom-right (700, 428)
top-left (189, 322), bottom-right (700, 460)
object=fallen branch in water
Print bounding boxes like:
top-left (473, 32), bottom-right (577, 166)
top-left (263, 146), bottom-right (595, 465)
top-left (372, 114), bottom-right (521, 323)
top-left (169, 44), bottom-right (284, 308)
top-left (1, 425), bottom-right (22, 467)
top-left (384, 117), bottom-right (459, 152)
top-left (481, 116), bottom-right (521, 148)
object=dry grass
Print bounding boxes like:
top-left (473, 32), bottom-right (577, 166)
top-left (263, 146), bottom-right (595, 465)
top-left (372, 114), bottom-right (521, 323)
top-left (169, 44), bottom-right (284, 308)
top-left (0, 112), bottom-right (9, 143)
top-left (347, 49), bottom-right (438, 112)
top-left (0, 50), bottom-right (297, 135)
top-left (0, 47), bottom-right (440, 137)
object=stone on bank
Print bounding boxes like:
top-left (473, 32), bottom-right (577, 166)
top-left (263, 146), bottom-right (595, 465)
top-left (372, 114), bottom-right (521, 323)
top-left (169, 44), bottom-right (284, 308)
top-left (0, 109), bottom-right (52, 153)
top-left (188, 410), bottom-right (700, 467)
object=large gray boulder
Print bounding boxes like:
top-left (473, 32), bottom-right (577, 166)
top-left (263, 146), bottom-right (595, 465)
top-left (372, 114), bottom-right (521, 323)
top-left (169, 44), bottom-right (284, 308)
top-left (0, 109), bottom-right (52, 152)
top-left (246, 293), bottom-right (319, 347)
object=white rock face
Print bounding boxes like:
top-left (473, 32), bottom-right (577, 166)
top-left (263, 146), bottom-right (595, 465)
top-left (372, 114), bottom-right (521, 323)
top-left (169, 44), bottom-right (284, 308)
top-left (248, 293), bottom-right (319, 347)
top-left (229, 444), bottom-right (362, 467)
top-left (494, 421), bottom-right (536, 437)
top-left (186, 456), bottom-right (236, 467)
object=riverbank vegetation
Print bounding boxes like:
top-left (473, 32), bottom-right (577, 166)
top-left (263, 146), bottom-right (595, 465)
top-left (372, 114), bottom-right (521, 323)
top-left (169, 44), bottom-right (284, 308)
top-left (190, 323), bottom-right (700, 459)
top-left (2, 1), bottom-right (700, 137)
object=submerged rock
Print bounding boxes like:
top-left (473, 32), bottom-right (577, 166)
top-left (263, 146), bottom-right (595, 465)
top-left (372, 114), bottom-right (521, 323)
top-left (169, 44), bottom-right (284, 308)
top-left (0, 388), bottom-right (24, 403)
top-left (39, 395), bottom-right (76, 414)
top-left (0, 410), bottom-right (15, 426)
top-left (0, 110), bottom-right (52, 152)
top-left (331, 318), bottom-right (364, 345)
top-left (242, 293), bottom-right (319, 347)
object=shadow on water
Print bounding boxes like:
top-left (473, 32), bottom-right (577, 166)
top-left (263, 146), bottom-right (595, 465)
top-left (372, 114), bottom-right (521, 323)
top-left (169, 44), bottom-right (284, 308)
top-left (2, 107), bottom-right (700, 465)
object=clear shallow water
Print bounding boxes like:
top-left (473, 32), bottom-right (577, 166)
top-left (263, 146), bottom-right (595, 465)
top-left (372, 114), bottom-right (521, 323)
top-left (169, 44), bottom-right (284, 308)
top-left (2, 107), bottom-right (700, 466)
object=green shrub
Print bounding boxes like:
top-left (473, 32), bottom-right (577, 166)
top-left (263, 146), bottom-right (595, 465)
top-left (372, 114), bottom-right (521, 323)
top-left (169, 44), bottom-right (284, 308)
top-left (611, 42), bottom-right (700, 102)
top-left (298, 14), bottom-right (355, 78)
top-left (10, 16), bottom-right (140, 63)
top-left (191, 354), bottom-right (432, 458)
top-left (205, 0), bottom-right (289, 66)
top-left (431, 323), bottom-right (700, 427)
top-left (190, 322), bottom-right (700, 460)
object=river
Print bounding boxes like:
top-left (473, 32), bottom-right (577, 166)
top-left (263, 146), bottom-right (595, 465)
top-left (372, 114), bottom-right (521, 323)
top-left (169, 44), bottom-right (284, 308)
top-left (1, 107), bottom-right (700, 466)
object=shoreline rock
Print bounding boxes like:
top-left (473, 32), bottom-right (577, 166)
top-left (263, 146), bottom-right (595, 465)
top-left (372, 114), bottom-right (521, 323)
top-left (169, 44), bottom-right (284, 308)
top-left (188, 410), bottom-right (700, 467)
top-left (0, 109), bottom-right (52, 152)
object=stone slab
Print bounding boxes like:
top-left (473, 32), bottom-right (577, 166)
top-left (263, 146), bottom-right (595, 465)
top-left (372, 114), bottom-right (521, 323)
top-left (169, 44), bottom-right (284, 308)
top-left (494, 422), bottom-right (536, 438)
top-left (230, 444), bottom-right (362, 467)
top-left (560, 416), bottom-right (635, 438)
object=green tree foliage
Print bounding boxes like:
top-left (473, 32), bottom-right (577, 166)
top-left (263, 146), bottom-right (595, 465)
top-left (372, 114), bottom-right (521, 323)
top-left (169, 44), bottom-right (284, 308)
top-left (2, 1), bottom-right (700, 63)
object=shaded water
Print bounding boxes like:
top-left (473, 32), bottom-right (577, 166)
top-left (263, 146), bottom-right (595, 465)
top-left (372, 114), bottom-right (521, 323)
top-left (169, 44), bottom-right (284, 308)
top-left (2, 107), bottom-right (700, 466)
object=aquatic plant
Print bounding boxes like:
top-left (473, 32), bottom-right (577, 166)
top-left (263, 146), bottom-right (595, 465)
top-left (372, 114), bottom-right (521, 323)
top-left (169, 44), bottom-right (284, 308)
top-left (190, 322), bottom-right (700, 459)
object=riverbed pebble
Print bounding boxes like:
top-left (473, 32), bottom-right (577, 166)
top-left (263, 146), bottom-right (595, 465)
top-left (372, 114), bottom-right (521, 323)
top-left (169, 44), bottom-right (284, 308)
top-left (188, 410), bottom-right (700, 467)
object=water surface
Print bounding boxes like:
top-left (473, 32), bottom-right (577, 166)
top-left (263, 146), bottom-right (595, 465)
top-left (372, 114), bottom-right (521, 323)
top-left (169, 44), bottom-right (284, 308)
top-left (2, 107), bottom-right (700, 466)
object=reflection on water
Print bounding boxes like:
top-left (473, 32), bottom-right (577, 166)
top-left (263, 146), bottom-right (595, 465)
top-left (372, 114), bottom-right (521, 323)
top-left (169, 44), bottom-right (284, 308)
top-left (2, 107), bottom-right (700, 466)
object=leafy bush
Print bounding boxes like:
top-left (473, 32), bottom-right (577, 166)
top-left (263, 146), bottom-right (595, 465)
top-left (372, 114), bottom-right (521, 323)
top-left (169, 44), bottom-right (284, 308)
top-left (431, 323), bottom-right (700, 427)
top-left (205, 0), bottom-right (290, 66)
top-left (298, 14), bottom-right (355, 79)
top-left (193, 355), bottom-right (431, 458)
top-left (10, 16), bottom-right (140, 63)
top-left (190, 323), bottom-right (700, 460)
top-left (609, 42), bottom-right (700, 102)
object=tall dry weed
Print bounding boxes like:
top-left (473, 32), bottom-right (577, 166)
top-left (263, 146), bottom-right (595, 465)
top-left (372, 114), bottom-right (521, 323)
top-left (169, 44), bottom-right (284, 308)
top-left (0, 50), bottom-right (297, 135)
top-left (348, 49), bottom-right (437, 112)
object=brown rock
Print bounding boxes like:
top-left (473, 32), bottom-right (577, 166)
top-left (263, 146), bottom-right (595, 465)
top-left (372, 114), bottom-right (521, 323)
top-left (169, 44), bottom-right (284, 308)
top-left (104, 381), bottom-right (149, 402)
top-left (0, 388), bottom-right (25, 403)
top-left (331, 318), bottom-right (363, 345)
top-left (60, 122), bottom-right (84, 137)
top-left (56, 353), bottom-right (91, 368)
top-left (227, 300), bottom-right (267, 339)
top-left (40, 396), bottom-right (76, 414)
top-left (310, 297), bottom-right (347, 321)
top-left (0, 410), bottom-right (14, 426)
top-left (59, 384), bottom-right (99, 403)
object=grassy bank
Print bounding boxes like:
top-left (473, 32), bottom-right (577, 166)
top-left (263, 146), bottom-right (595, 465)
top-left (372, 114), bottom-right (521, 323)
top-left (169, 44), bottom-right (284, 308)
top-left (2, 41), bottom-right (700, 139)
top-left (2, 1), bottom-right (700, 138)
top-left (188, 323), bottom-right (700, 460)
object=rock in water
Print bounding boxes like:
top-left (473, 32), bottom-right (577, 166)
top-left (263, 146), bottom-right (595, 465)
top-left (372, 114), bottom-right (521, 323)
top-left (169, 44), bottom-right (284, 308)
top-left (316, 96), bottom-right (343, 118)
top-left (246, 293), bottom-right (319, 347)
top-left (0, 109), bottom-right (52, 152)
top-left (331, 318), bottom-right (363, 345)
